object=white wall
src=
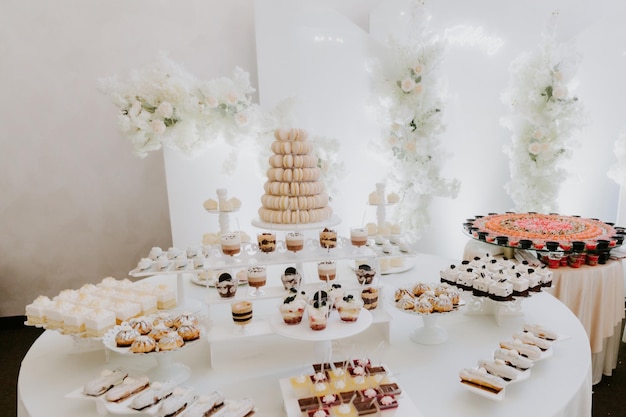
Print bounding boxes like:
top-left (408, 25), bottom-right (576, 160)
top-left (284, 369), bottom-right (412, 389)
top-left (0, 0), bottom-right (257, 316)
top-left (2, 0), bottom-right (624, 316)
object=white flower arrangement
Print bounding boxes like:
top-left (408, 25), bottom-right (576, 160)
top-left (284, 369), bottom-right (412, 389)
top-left (311, 135), bottom-right (344, 200)
top-left (501, 13), bottom-right (585, 213)
top-left (99, 53), bottom-right (259, 161)
top-left (373, 2), bottom-right (460, 241)
top-left (608, 131), bottom-right (626, 187)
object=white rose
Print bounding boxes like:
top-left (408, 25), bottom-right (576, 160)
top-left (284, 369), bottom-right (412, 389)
top-left (413, 63), bottom-right (424, 76)
top-left (400, 78), bottom-right (416, 93)
top-left (205, 96), bottom-right (218, 109)
top-left (413, 83), bottom-right (423, 94)
top-left (234, 111), bottom-right (249, 126)
top-left (129, 101), bottom-right (142, 117)
top-left (539, 142), bottom-right (551, 153)
top-left (155, 101), bottom-right (174, 119)
top-left (553, 86), bottom-right (567, 99)
top-left (151, 119), bottom-right (166, 135)
top-left (225, 92), bottom-right (239, 105)
top-left (532, 129), bottom-right (544, 140)
top-left (528, 142), bottom-right (541, 155)
top-left (404, 141), bottom-right (417, 152)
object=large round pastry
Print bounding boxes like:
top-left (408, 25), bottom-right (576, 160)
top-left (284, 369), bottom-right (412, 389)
top-left (258, 127), bottom-right (332, 224)
top-left (470, 212), bottom-right (618, 248)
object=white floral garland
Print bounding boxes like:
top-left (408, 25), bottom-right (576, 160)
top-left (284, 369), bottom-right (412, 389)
top-left (374, 2), bottom-right (460, 241)
top-left (608, 131), bottom-right (626, 187)
top-left (99, 53), bottom-right (259, 167)
top-left (501, 13), bottom-right (585, 213)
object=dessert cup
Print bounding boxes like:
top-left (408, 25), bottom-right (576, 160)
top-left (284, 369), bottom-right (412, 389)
top-left (286, 231), bottom-right (305, 253)
top-left (220, 233), bottom-right (241, 257)
top-left (319, 228), bottom-right (337, 249)
top-left (257, 232), bottom-right (276, 254)
top-left (281, 267), bottom-right (302, 290)
top-left (350, 227), bottom-right (368, 248)
top-left (355, 264), bottom-right (376, 285)
top-left (308, 303), bottom-right (329, 331)
top-left (247, 266), bottom-right (267, 296)
top-left (361, 287), bottom-right (378, 310)
top-left (215, 272), bottom-right (238, 299)
top-left (231, 300), bottom-right (252, 331)
top-left (318, 261), bottom-right (336, 282)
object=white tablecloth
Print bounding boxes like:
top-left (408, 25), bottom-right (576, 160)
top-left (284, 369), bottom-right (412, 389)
top-left (546, 260), bottom-right (625, 384)
top-left (464, 239), bottom-right (625, 385)
top-left (18, 254), bottom-right (592, 417)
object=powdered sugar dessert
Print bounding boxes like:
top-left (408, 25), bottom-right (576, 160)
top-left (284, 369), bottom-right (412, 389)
top-left (25, 296), bottom-right (53, 326)
top-left (460, 367), bottom-right (506, 394)
top-left (84, 308), bottom-right (116, 338)
top-left (83, 369), bottom-right (128, 397)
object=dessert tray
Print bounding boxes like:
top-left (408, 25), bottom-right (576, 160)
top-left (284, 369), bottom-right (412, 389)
top-left (279, 362), bottom-right (423, 417)
top-left (67, 374), bottom-right (255, 416)
top-left (393, 282), bottom-right (464, 345)
top-left (459, 323), bottom-right (565, 400)
top-left (465, 212), bottom-right (623, 253)
top-left (102, 325), bottom-right (204, 356)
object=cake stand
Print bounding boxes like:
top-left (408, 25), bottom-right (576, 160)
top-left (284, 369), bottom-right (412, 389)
top-left (269, 308), bottom-right (372, 360)
top-left (463, 294), bottom-right (525, 326)
top-left (251, 214), bottom-right (341, 231)
top-left (395, 302), bottom-right (464, 345)
top-left (102, 326), bottom-right (204, 384)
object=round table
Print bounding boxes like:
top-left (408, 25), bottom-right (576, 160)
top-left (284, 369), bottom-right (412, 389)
top-left (464, 239), bottom-right (625, 384)
top-left (18, 254), bottom-right (592, 417)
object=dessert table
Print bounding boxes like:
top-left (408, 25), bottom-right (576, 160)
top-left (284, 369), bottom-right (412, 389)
top-left (18, 253), bottom-right (592, 417)
top-left (464, 239), bottom-right (625, 384)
